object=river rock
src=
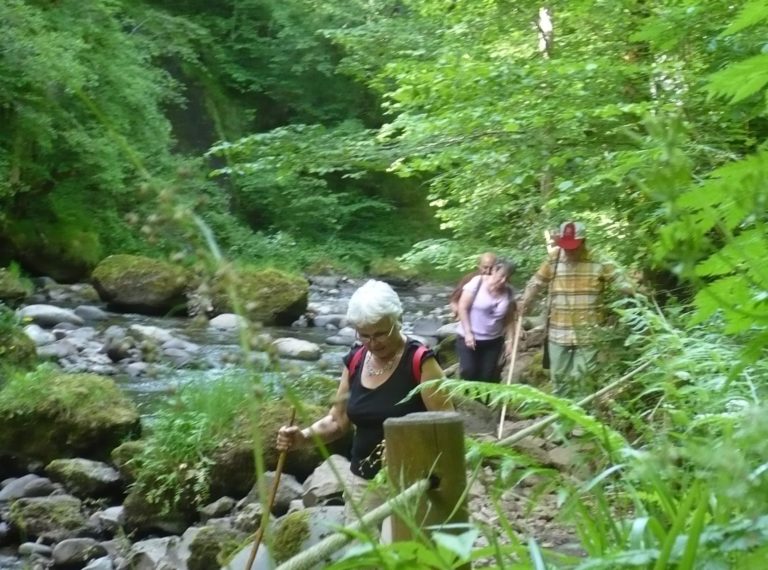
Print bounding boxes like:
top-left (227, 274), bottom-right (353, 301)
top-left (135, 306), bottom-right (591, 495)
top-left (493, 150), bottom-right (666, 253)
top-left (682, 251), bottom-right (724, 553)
top-left (52, 538), bottom-right (107, 567)
top-left (271, 338), bottom-right (321, 361)
top-left (23, 324), bottom-right (55, 346)
top-left (233, 503), bottom-right (269, 534)
top-left (0, 372), bottom-right (140, 463)
top-left (118, 536), bottom-right (186, 570)
top-left (411, 316), bottom-right (443, 337)
top-left (92, 255), bottom-right (190, 315)
top-left (75, 305), bottom-right (109, 321)
top-left (84, 557), bottom-right (114, 570)
top-left (209, 266), bottom-right (309, 325)
top-left (162, 347), bottom-right (195, 367)
top-left (129, 324), bottom-right (175, 344)
top-left (0, 474), bottom-right (56, 501)
top-left (301, 455), bottom-right (350, 507)
top-left (198, 497), bottom-right (236, 522)
top-left (37, 338), bottom-right (78, 360)
top-left (187, 525), bottom-right (245, 570)
top-left (90, 506), bottom-right (125, 535)
top-left (436, 322), bottom-right (459, 338)
top-left (46, 458), bottom-right (122, 498)
top-left (239, 472), bottom-right (303, 516)
top-left (208, 313), bottom-right (246, 330)
top-left (18, 542), bottom-right (53, 557)
top-left (122, 489), bottom-right (192, 536)
top-left (227, 506), bottom-right (346, 568)
top-left (309, 275), bottom-right (341, 288)
top-left (313, 314), bottom-right (346, 328)
top-left (17, 304), bottom-right (84, 328)
top-left (8, 495), bottom-right (88, 542)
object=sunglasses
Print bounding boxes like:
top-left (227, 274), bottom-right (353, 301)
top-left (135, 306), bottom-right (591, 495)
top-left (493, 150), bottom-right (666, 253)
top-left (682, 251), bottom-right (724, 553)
top-left (356, 321), bottom-right (396, 344)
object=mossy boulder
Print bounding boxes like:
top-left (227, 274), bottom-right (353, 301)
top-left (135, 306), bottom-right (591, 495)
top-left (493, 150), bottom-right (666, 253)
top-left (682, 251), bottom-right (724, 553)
top-left (187, 525), bottom-right (245, 570)
top-left (210, 266), bottom-right (309, 325)
top-left (122, 487), bottom-right (193, 536)
top-left (2, 219), bottom-right (101, 283)
top-left (0, 269), bottom-right (30, 306)
top-left (9, 495), bottom-right (88, 542)
top-left (368, 257), bottom-right (418, 287)
top-left (92, 254), bottom-right (190, 315)
top-left (111, 439), bottom-right (146, 483)
top-left (272, 511), bottom-right (311, 564)
top-left (0, 371), bottom-right (140, 463)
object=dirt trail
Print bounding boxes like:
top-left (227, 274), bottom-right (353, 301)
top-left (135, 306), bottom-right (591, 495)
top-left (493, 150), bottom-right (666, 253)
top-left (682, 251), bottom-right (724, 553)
top-left (458, 401), bottom-right (584, 566)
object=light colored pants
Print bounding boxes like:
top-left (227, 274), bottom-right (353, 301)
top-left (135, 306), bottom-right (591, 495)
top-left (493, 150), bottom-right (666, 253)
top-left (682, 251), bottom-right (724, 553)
top-left (548, 341), bottom-right (597, 397)
top-left (344, 471), bottom-right (392, 543)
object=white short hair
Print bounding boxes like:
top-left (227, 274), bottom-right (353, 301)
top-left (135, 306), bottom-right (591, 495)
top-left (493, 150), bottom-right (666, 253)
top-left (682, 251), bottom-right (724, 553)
top-left (346, 280), bottom-right (402, 327)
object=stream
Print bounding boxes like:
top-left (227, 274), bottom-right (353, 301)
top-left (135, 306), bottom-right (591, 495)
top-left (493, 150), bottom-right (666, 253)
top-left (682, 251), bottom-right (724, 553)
top-left (25, 277), bottom-right (454, 416)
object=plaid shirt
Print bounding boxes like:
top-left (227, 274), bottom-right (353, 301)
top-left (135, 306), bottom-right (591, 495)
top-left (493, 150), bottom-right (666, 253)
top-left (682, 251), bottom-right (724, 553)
top-left (529, 251), bottom-right (618, 346)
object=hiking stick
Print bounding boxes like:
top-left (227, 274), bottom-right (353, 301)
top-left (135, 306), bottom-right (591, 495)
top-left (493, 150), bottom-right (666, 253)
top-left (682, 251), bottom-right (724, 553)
top-left (246, 407), bottom-right (297, 570)
top-left (497, 317), bottom-right (524, 440)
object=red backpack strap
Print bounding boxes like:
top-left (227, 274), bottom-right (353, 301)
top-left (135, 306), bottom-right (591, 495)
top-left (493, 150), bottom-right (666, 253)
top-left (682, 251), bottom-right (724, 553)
top-left (347, 346), bottom-right (366, 379)
top-left (412, 345), bottom-right (429, 383)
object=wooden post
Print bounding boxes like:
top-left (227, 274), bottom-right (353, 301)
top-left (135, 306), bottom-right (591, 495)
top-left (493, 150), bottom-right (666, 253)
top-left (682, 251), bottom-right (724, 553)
top-left (384, 412), bottom-right (468, 566)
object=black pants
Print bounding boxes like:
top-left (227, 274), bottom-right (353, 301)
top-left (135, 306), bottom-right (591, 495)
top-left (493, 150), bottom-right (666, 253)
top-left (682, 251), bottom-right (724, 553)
top-left (456, 335), bottom-right (505, 383)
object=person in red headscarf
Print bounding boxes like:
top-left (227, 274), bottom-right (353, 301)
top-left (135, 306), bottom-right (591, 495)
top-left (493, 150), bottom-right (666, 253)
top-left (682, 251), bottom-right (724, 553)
top-left (519, 221), bottom-right (630, 396)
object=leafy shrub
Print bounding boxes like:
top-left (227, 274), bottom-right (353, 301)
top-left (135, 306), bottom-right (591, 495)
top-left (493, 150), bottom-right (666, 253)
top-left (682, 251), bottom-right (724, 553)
top-left (129, 373), bottom-right (253, 512)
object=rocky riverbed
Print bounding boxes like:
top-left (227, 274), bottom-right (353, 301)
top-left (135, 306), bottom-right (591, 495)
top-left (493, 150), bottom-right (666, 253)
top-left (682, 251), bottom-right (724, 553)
top-left (0, 266), bottom-right (560, 570)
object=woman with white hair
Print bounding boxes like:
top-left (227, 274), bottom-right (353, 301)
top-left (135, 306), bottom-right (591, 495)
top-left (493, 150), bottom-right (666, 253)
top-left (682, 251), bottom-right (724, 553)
top-left (276, 279), bottom-right (452, 528)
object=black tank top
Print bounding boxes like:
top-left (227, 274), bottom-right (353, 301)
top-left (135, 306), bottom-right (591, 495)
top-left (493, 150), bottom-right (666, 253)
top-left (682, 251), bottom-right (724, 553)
top-left (344, 339), bottom-right (432, 479)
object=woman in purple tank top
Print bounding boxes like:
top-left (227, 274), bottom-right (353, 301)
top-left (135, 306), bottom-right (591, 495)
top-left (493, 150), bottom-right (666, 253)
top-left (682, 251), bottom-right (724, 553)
top-left (456, 259), bottom-right (518, 383)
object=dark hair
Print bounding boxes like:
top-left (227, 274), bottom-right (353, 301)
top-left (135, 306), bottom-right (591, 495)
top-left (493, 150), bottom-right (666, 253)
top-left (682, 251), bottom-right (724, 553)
top-left (493, 258), bottom-right (516, 277)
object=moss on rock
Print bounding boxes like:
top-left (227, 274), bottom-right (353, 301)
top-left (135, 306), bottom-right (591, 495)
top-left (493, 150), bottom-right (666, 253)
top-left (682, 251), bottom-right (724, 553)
top-left (272, 511), bottom-right (311, 563)
top-left (210, 266), bottom-right (308, 325)
top-left (92, 254), bottom-right (190, 315)
top-left (0, 369), bottom-right (140, 462)
top-left (111, 440), bottom-right (146, 483)
top-left (3, 218), bottom-right (101, 283)
top-left (9, 495), bottom-right (88, 542)
top-left (122, 487), bottom-right (193, 535)
top-left (187, 525), bottom-right (244, 570)
top-left (0, 269), bottom-right (30, 306)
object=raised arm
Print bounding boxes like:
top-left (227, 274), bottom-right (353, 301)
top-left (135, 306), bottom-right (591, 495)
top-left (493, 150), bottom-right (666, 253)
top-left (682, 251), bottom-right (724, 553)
top-left (519, 256), bottom-right (555, 316)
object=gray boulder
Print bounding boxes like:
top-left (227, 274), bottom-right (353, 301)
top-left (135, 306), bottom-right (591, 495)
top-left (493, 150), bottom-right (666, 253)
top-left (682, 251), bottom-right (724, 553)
top-left (52, 538), bottom-right (107, 567)
top-left (8, 495), bottom-right (88, 542)
top-left (301, 455), bottom-right (350, 507)
top-left (0, 474), bottom-right (56, 502)
top-left (46, 458), bottom-right (122, 498)
top-left (17, 304), bottom-right (84, 327)
top-left (271, 338), bottom-right (321, 361)
top-left (240, 472), bottom-right (303, 516)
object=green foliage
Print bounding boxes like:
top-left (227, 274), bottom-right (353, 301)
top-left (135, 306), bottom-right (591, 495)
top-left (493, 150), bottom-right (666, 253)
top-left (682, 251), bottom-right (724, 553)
top-left (130, 373), bottom-right (253, 512)
top-left (0, 365), bottom-right (135, 420)
top-left (0, 303), bottom-right (36, 369)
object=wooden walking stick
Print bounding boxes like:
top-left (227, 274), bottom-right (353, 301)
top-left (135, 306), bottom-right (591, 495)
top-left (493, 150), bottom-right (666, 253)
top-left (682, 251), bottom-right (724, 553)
top-left (497, 318), bottom-right (523, 440)
top-left (246, 407), bottom-right (296, 570)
